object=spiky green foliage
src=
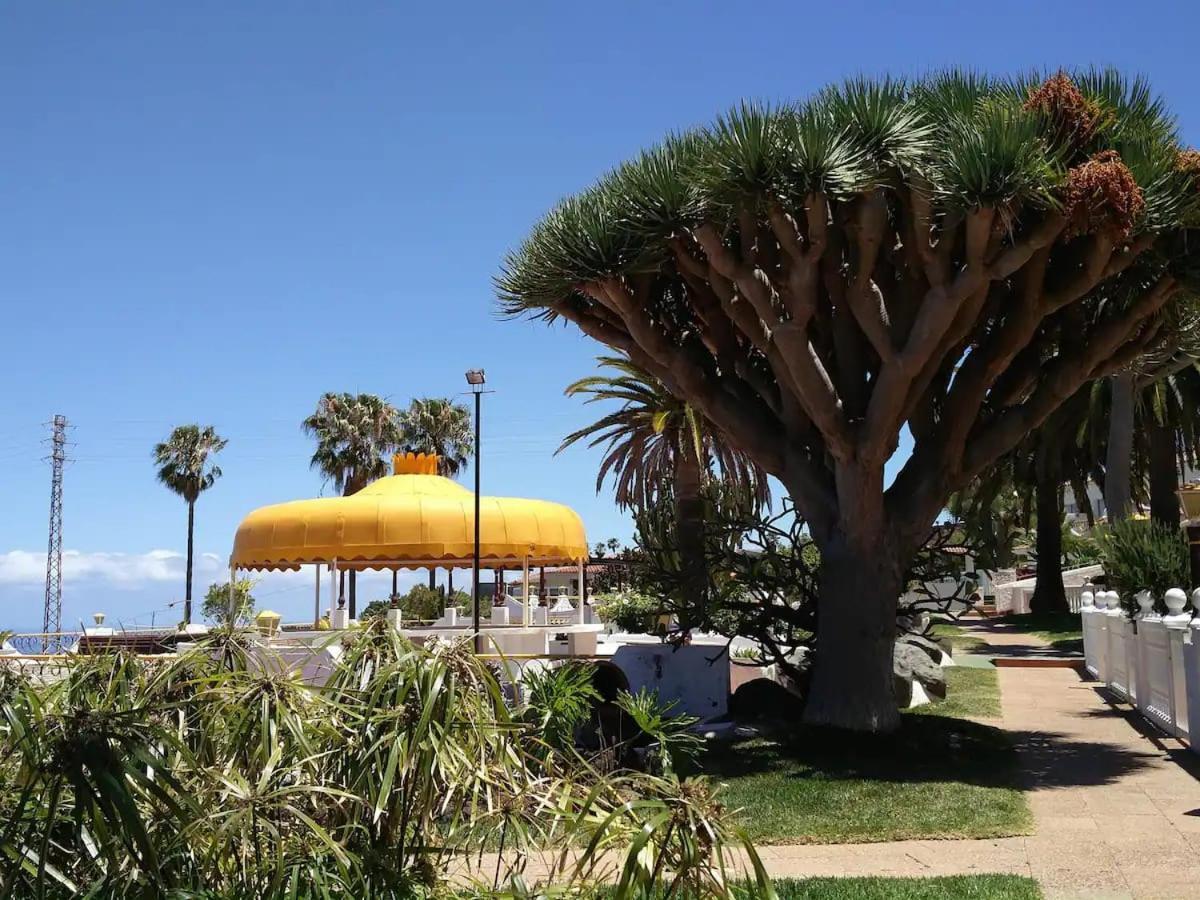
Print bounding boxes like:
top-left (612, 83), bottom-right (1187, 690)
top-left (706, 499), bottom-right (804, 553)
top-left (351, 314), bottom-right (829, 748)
top-left (0, 630), bottom-right (771, 898)
top-left (1098, 518), bottom-right (1190, 616)
top-left (501, 71), bottom-right (1199, 313)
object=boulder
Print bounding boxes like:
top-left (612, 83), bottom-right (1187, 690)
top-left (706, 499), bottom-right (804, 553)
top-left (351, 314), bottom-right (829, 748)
top-left (730, 677), bottom-right (806, 723)
top-left (897, 632), bottom-right (950, 666)
top-left (894, 641), bottom-right (947, 704)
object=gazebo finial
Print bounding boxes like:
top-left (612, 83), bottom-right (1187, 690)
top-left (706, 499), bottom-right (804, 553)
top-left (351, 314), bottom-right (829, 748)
top-left (393, 452), bottom-right (439, 475)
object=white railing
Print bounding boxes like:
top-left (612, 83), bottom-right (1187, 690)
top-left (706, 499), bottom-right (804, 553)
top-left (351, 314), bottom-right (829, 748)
top-left (1080, 589), bottom-right (1198, 750)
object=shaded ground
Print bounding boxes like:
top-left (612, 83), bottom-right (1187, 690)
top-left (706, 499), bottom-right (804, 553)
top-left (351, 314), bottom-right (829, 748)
top-left (956, 618), bottom-right (1081, 660)
top-left (991, 613), bottom-right (1083, 655)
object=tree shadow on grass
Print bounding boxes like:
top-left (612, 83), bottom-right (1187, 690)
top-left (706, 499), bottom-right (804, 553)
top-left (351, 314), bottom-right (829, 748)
top-left (696, 714), bottom-right (1159, 792)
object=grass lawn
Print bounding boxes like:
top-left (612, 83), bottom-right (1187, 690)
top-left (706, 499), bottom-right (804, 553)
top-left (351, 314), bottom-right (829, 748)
top-left (995, 612), bottom-right (1083, 653)
top-left (931, 622), bottom-right (989, 655)
top-left (909, 666), bottom-right (1001, 720)
top-left (768, 875), bottom-right (1041, 899)
top-left (698, 712), bottom-right (1031, 844)
top-left (604, 875), bottom-right (1041, 899)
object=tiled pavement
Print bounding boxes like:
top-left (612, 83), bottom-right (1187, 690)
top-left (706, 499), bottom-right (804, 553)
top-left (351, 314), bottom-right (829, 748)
top-left (756, 630), bottom-right (1200, 898)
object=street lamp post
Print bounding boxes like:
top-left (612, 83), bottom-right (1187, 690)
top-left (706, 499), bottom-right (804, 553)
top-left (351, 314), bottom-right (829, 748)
top-left (466, 369), bottom-right (486, 653)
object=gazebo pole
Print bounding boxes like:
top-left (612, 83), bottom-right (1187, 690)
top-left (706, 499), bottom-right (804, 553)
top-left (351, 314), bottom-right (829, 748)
top-left (539, 565), bottom-right (546, 606)
top-left (228, 562), bottom-right (237, 622)
top-left (329, 558), bottom-right (338, 624)
top-left (577, 558), bottom-right (586, 624)
top-left (522, 556), bottom-right (530, 627)
top-left (314, 564), bottom-right (321, 626)
top-left (391, 568), bottom-right (398, 599)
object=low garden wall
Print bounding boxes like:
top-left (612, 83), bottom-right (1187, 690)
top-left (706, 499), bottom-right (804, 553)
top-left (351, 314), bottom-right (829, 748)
top-left (1080, 589), bottom-right (1200, 752)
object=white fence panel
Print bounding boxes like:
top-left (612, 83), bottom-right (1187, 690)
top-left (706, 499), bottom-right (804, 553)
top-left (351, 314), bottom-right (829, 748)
top-left (1184, 620), bottom-right (1200, 750)
top-left (1107, 613), bottom-right (1136, 701)
top-left (1081, 593), bottom-right (1108, 680)
top-left (1169, 627), bottom-right (1189, 739)
top-left (1135, 617), bottom-right (1174, 734)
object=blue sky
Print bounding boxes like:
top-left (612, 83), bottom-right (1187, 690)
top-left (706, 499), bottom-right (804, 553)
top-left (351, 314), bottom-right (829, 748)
top-left (2, 0), bottom-right (1198, 631)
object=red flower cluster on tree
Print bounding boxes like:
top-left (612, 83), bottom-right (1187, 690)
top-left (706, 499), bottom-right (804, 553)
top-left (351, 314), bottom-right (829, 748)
top-left (1178, 149), bottom-right (1200, 191)
top-left (1024, 72), bottom-right (1105, 155)
top-left (1063, 150), bottom-right (1144, 238)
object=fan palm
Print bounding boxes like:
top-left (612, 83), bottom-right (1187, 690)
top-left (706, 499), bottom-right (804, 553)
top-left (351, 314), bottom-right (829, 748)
top-left (302, 393), bottom-right (403, 495)
top-left (560, 355), bottom-right (769, 614)
top-left (396, 397), bottom-right (473, 590)
top-left (153, 424), bottom-right (228, 624)
top-left (302, 393), bottom-right (403, 615)
top-left (398, 397), bottom-right (473, 478)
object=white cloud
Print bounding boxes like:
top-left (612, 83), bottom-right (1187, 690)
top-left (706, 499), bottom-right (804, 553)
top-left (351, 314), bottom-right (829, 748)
top-left (0, 549), bottom-right (224, 587)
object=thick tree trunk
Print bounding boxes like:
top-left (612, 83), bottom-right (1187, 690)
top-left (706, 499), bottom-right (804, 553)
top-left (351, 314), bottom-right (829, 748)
top-left (673, 446), bottom-right (707, 629)
top-left (184, 500), bottom-right (195, 625)
top-left (803, 536), bottom-right (903, 732)
top-left (1031, 469), bottom-right (1067, 615)
top-left (1105, 372), bottom-right (1136, 521)
top-left (801, 465), bottom-right (902, 733)
top-left (1149, 420), bottom-right (1180, 529)
top-left (1069, 472), bottom-right (1094, 527)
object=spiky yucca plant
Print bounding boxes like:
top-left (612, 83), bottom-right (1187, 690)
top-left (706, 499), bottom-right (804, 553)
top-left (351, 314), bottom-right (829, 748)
top-left (0, 627), bottom-right (771, 899)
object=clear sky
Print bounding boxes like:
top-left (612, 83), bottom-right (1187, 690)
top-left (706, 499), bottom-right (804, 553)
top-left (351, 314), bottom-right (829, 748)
top-left (2, 0), bottom-right (1197, 632)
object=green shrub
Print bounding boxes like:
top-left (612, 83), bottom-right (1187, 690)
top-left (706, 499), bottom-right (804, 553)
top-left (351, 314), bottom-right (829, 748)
top-left (1098, 518), bottom-right (1189, 616)
top-left (595, 590), bottom-right (661, 633)
top-left (0, 627), bottom-right (769, 897)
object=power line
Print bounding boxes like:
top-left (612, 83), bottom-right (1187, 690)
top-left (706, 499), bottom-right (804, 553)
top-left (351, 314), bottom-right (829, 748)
top-left (42, 414), bottom-right (69, 645)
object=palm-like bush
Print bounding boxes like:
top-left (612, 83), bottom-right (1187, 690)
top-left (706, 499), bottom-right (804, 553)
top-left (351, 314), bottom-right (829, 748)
top-left (0, 625), bottom-right (771, 898)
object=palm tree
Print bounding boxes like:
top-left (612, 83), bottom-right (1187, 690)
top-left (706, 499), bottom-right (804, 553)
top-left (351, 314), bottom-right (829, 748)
top-left (559, 355), bottom-right (768, 615)
top-left (302, 393), bottom-right (403, 615)
top-left (398, 397), bottom-right (474, 590)
top-left (398, 398), bottom-right (473, 478)
top-left (153, 425), bottom-right (228, 625)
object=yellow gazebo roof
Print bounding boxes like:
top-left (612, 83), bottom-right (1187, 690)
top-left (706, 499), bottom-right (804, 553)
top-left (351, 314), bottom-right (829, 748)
top-left (231, 453), bottom-right (588, 571)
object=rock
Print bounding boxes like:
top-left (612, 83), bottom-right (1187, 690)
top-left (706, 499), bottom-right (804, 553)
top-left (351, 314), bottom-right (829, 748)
top-left (897, 632), bottom-right (950, 666)
top-left (894, 641), bottom-right (947, 702)
top-left (730, 677), bottom-right (806, 723)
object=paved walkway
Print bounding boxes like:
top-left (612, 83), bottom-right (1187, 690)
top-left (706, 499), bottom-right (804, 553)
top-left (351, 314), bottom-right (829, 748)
top-left (757, 626), bottom-right (1200, 898)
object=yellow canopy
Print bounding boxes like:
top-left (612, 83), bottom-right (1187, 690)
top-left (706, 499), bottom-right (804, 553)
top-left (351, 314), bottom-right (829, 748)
top-left (231, 453), bottom-right (588, 571)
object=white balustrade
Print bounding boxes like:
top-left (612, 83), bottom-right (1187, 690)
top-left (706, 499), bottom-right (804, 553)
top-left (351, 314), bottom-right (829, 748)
top-left (1082, 585), bottom-right (1199, 752)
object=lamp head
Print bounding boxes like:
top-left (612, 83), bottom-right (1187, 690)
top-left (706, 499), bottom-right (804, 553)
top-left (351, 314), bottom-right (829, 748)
top-left (465, 368), bottom-right (486, 387)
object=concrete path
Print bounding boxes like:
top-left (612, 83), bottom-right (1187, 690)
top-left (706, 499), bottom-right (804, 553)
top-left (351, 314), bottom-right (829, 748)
top-left (758, 630), bottom-right (1200, 898)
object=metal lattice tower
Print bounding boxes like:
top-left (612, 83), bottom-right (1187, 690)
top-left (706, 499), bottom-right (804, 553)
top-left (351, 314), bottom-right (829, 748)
top-left (43, 415), bottom-right (68, 639)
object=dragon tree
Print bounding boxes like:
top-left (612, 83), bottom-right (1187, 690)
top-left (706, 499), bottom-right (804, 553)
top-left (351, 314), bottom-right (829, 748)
top-left (499, 71), bottom-right (1200, 732)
